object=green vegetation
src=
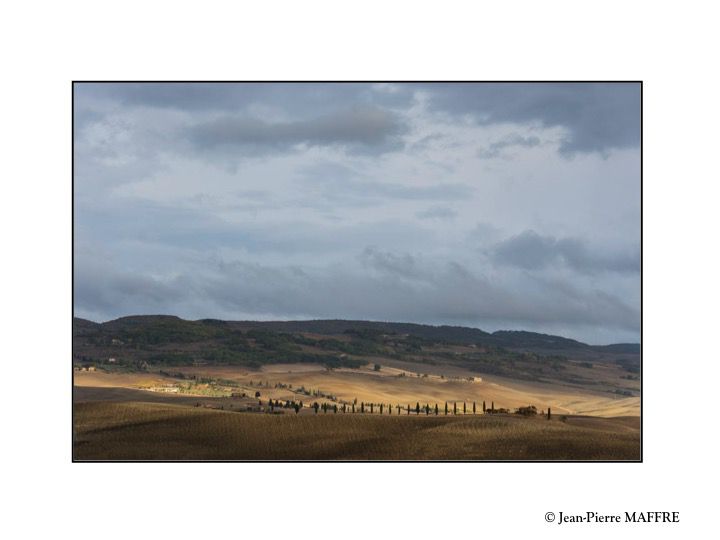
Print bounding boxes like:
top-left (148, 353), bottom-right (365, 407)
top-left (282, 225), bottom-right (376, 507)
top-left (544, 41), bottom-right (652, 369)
top-left (73, 316), bottom-right (640, 393)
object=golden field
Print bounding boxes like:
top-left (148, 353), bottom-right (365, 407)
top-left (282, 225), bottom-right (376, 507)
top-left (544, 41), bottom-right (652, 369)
top-left (73, 361), bottom-right (639, 460)
top-left (74, 401), bottom-right (640, 461)
top-left (74, 361), bottom-right (640, 417)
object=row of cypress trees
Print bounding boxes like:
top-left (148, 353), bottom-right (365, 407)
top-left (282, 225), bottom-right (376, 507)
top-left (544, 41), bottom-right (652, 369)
top-left (297, 400), bottom-right (503, 415)
top-left (261, 398), bottom-right (552, 418)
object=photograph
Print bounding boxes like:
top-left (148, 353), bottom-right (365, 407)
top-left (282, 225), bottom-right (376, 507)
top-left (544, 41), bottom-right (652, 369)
top-left (72, 81), bottom-right (641, 461)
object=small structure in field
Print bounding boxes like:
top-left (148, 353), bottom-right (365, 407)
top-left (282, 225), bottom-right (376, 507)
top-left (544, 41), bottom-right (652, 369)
top-left (515, 405), bottom-right (538, 416)
top-left (148, 385), bottom-right (179, 393)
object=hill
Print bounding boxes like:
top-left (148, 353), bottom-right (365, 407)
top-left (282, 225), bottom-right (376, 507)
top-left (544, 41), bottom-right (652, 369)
top-left (73, 315), bottom-right (640, 389)
top-left (73, 401), bottom-right (640, 461)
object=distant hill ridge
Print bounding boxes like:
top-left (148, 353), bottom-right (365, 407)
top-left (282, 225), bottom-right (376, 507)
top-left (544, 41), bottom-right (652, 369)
top-left (73, 315), bottom-right (640, 353)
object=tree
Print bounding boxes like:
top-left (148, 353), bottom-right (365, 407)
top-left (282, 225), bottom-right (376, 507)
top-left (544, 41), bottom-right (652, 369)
top-left (342, 403), bottom-right (347, 413)
top-left (491, 401), bottom-right (494, 413)
top-left (547, 407), bottom-right (552, 420)
top-left (333, 404), bottom-right (338, 414)
top-left (425, 404), bottom-right (430, 415)
top-left (370, 403), bottom-right (374, 414)
top-left (373, 363), bottom-right (381, 371)
top-left (255, 391), bottom-right (261, 398)
top-left (361, 402), bottom-right (365, 413)
top-left (407, 404), bottom-right (410, 415)
top-left (388, 403), bottom-right (392, 415)
top-left (294, 403), bottom-right (300, 414)
top-left (380, 403), bottom-right (384, 414)
top-left (415, 402), bottom-right (420, 415)
top-left (483, 400), bottom-right (486, 413)
top-left (352, 403), bottom-right (356, 413)
top-left (473, 402), bottom-right (476, 414)
top-left (463, 402), bottom-right (466, 415)
top-left (313, 402), bottom-right (319, 414)
top-left (434, 403), bottom-right (439, 415)
top-left (445, 402), bottom-right (448, 415)
top-left (453, 402), bottom-right (457, 415)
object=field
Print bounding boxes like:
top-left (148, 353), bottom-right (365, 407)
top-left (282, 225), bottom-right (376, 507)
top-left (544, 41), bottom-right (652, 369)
top-left (74, 401), bottom-right (640, 460)
top-left (74, 362), bottom-right (640, 417)
top-left (74, 362), bottom-right (640, 460)
top-left (73, 317), bottom-right (640, 460)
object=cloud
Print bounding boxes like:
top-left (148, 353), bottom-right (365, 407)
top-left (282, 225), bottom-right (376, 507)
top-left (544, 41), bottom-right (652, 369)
top-left (492, 230), bottom-right (640, 274)
top-left (298, 161), bottom-right (474, 205)
top-left (187, 106), bottom-right (406, 155)
top-left (74, 247), bottom-right (639, 341)
top-left (477, 134), bottom-right (541, 159)
top-left (415, 206), bottom-right (458, 220)
top-left (73, 82), bottom-right (641, 343)
top-left (420, 82), bottom-right (640, 154)
top-left (75, 82), bottom-right (415, 116)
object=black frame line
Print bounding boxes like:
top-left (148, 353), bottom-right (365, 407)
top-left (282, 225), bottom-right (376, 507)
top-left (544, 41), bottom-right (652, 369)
top-left (71, 80), bottom-right (643, 463)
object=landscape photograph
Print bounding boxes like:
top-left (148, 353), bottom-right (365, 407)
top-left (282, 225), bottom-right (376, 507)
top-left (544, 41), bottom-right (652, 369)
top-left (73, 81), bottom-right (641, 461)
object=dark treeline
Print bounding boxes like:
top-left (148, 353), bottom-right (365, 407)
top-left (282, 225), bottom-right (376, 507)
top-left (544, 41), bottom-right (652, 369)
top-left (255, 398), bottom-right (546, 417)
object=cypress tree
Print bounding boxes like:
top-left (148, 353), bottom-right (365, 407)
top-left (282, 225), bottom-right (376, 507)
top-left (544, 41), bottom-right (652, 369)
top-left (407, 404), bottom-right (410, 415)
top-left (313, 402), bottom-right (319, 414)
top-left (294, 403), bottom-right (300, 414)
top-left (380, 403), bottom-right (384, 414)
top-left (483, 400), bottom-right (486, 413)
top-left (547, 407), bottom-right (551, 420)
top-left (361, 402), bottom-right (365, 413)
top-left (491, 401), bottom-right (494, 413)
top-left (445, 402), bottom-right (448, 415)
top-left (434, 403), bottom-right (438, 415)
top-left (415, 402), bottom-right (420, 415)
top-left (453, 402), bottom-right (457, 415)
top-left (333, 404), bottom-right (338, 414)
top-left (370, 403), bottom-right (374, 414)
top-left (473, 402), bottom-right (476, 414)
top-left (425, 404), bottom-right (429, 415)
top-left (463, 402), bottom-right (466, 415)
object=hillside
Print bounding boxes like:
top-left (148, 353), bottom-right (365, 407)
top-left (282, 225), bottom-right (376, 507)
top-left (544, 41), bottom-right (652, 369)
top-left (72, 315), bottom-right (640, 391)
top-left (73, 401), bottom-right (640, 461)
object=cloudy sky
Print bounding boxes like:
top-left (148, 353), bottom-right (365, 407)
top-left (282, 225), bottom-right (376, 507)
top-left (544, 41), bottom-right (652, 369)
top-left (73, 82), bottom-right (640, 344)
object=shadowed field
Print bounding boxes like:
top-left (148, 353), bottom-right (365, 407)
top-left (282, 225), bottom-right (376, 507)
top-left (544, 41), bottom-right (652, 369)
top-left (73, 401), bottom-right (640, 461)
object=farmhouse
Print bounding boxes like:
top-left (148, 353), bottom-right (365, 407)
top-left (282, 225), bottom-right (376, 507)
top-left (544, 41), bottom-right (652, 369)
top-left (148, 385), bottom-right (180, 393)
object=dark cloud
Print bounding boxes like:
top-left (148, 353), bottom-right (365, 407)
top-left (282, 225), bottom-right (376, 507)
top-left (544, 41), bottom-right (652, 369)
top-left (492, 230), bottom-right (640, 274)
top-left (74, 247), bottom-right (639, 339)
top-left (421, 82), bottom-right (640, 154)
top-left (74, 82), bottom-right (414, 116)
top-left (188, 106), bottom-right (406, 154)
